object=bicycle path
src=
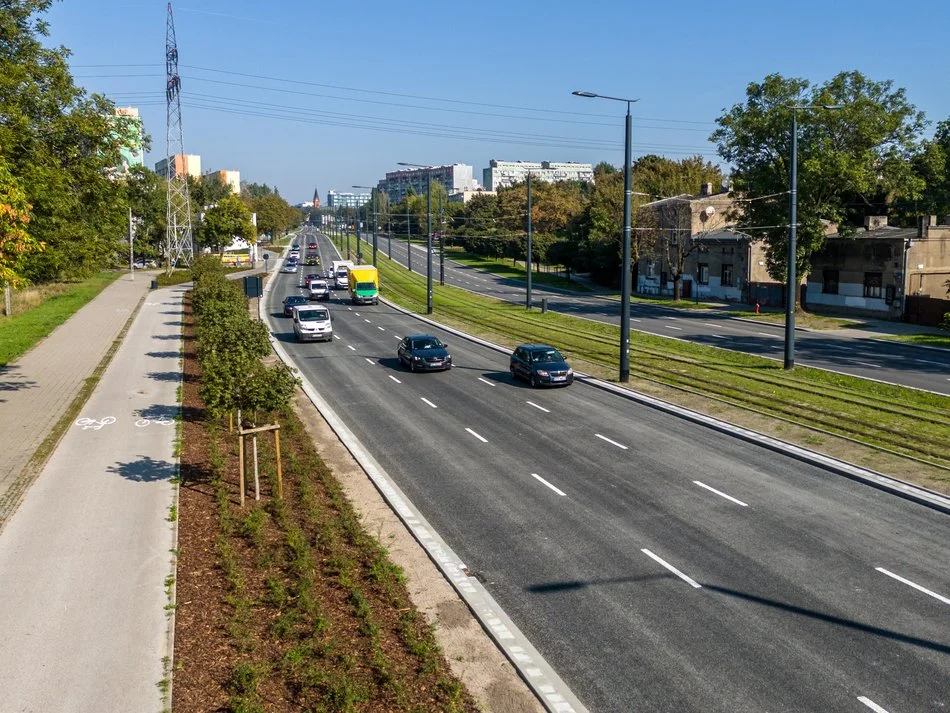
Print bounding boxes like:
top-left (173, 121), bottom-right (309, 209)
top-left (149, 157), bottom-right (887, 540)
top-left (0, 274), bottom-right (155, 526)
top-left (0, 283), bottom-right (183, 713)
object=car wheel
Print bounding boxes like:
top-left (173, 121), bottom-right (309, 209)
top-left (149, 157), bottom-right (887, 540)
top-left (510, 366), bottom-right (517, 381)
top-left (529, 374), bottom-right (537, 388)
top-left (409, 360), bottom-right (416, 373)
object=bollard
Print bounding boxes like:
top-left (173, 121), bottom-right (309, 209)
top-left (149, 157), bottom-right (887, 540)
top-left (541, 297), bottom-right (548, 313)
top-left (150, 279), bottom-right (158, 290)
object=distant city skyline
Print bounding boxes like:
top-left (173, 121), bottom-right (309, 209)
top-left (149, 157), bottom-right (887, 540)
top-left (48, 0), bottom-right (950, 203)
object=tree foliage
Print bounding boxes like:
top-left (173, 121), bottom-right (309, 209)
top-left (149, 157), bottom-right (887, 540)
top-left (198, 195), bottom-right (256, 254)
top-left (0, 158), bottom-right (41, 287)
top-left (711, 71), bottom-right (926, 283)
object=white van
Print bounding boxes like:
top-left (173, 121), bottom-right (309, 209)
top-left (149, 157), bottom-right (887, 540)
top-left (331, 260), bottom-right (354, 290)
top-left (292, 305), bottom-right (333, 342)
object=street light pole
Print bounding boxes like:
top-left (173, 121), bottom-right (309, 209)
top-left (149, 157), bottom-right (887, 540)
top-left (784, 104), bottom-right (841, 370)
top-left (573, 90), bottom-right (639, 382)
top-left (526, 172), bottom-right (532, 309)
top-left (352, 185), bottom-right (380, 266)
top-left (398, 162), bottom-right (434, 314)
top-left (439, 191), bottom-right (445, 286)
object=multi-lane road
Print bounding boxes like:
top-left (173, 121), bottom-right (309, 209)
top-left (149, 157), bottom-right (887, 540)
top-left (266, 228), bottom-right (949, 713)
top-left (348, 230), bottom-right (950, 395)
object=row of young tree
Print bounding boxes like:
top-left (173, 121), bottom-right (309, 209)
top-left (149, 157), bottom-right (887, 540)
top-left (0, 1), bottom-right (302, 288)
top-left (328, 70), bottom-right (950, 289)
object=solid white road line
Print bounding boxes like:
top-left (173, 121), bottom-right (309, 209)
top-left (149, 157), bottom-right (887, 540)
top-left (347, 345), bottom-right (356, 351)
top-left (531, 473), bottom-right (566, 497)
top-left (421, 397), bottom-right (438, 409)
top-left (857, 696), bottom-right (891, 713)
top-left (526, 401), bottom-right (550, 413)
top-left (388, 375), bottom-right (401, 384)
top-left (477, 377), bottom-right (496, 387)
top-left (853, 361), bottom-right (882, 369)
top-left (595, 433), bottom-right (628, 450)
top-left (465, 428), bottom-right (488, 443)
top-left (693, 480), bottom-right (749, 507)
top-left (665, 325), bottom-right (682, 330)
top-left (641, 549), bottom-right (702, 589)
top-left (875, 567), bottom-right (950, 605)
top-left (365, 358), bottom-right (375, 365)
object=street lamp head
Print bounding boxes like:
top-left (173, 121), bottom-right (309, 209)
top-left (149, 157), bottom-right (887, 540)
top-left (572, 90), bottom-right (598, 98)
top-left (822, 105), bottom-right (843, 110)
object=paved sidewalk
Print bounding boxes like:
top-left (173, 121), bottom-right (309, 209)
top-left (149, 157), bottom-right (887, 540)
top-left (0, 283), bottom-right (183, 713)
top-left (0, 274), bottom-right (155, 526)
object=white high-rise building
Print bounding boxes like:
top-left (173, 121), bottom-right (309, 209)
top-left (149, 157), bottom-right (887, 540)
top-left (378, 164), bottom-right (479, 202)
top-left (482, 160), bottom-right (594, 191)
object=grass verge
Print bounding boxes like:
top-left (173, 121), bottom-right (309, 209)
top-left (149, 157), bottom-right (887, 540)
top-left (442, 250), bottom-right (590, 292)
top-left (338, 233), bottom-right (950, 492)
top-left (0, 271), bottom-right (121, 365)
top-left (880, 332), bottom-right (950, 349)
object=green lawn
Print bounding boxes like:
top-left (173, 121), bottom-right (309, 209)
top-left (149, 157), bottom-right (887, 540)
top-left (881, 332), bottom-right (950, 349)
top-left (723, 310), bottom-right (865, 330)
top-left (0, 271), bottom-right (122, 366)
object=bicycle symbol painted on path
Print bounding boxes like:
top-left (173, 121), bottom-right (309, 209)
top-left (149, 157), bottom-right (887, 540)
top-left (75, 416), bottom-right (116, 431)
top-left (134, 418), bottom-right (175, 428)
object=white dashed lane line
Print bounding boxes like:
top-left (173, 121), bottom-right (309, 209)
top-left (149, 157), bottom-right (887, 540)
top-left (421, 397), bottom-right (438, 409)
top-left (388, 375), bottom-right (401, 383)
top-left (757, 332), bottom-right (779, 338)
top-left (531, 473), bottom-right (566, 497)
top-left (365, 358), bottom-right (375, 365)
top-left (347, 345), bottom-right (356, 351)
top-left (477, 377), bottom-right (496, 387)
top-left (693, 481), bottom-right (748, 507)
top-left (465, 428), bottom-right (488, 443)
top-left (595, 433), bottom-right (628, 450)
top-left (875, 567), bottom-right (950, 605)
top-left (364, 319), bottom-right (371, 323)
top-left (665, 325), bottom-right (682, 331)
top-left (378, 326), bottom-right (385, 331)
top-left (852, 361), bottom-right (882, 369)
top-left (526, 401), bottom-right (550, 413)
top-left (641, 549), bottom-right (702, 589)
top-left (334, 335), bottom-right (341, 340)
top-left (857, 697), bottom-right (891, 713)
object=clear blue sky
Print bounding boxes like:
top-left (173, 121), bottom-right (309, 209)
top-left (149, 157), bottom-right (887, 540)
top-left (47, 0), bottom-right (950, 204)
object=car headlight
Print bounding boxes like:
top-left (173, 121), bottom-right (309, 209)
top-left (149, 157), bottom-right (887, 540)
top-left (566, 368), bottom-right (573, 376)
top-left (536, 369), bottom-right (549, 377)
top-left (412, 355), bottom-right (422, 361)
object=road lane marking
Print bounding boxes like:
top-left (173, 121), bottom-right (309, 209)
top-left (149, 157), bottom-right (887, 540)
top-left (703, 322), bottom-right (720, 328)
top-left (394, 334), bottom-right (401, 339)
top-left (667, 316), bottom-right (679, 320)
top-left (531, 473), bottom-right (566, 497)
top-left (595, 433), bottom-right (628, 450)
top-left (347, 307), bottom-right (352, 311)
top-left (354, 312), bottom-right (361, 316)
top-left (631, 318), bottom-right (642, 323)
top-left (857, 697), bottom-right (891, 713)
top-left (709, 334), bottom-right (724, 339)
top-left (477, 377), bottom-right (496, 387)
top-left (388, 375), bottom-right (401, 383)
top-left (421, 397), bottom-right (438, 409)
top-left (465, 428), bottom-right (488, 443)
top-left (665, 325), bottom-right (682, 330)
top-left (334, 334), bottom-right (341, 340)
top-left (365, 358), bottom-right (375, 365)
top-left (913, 358), bottom-right (947, 366)
top-left (853, 361), bottom-right (882, 369)
top-left (378, 326), bottom-right (385, 331)
top-left (875, 567), bottom-right (950, 605)
top-left (693, 481), bottom-right (749, 506)
top-left (757, 332), bottom-right (778, 338)
top-left (364, 318), bottom-right (371, 323)
top-left (347, 345), bottom-right (356, 351)
top-left (526, 401), bottom-right (550, 413)
top-left (641, 549), bottom-right (702, 588)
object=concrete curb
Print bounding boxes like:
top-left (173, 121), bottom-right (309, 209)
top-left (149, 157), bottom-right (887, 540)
top-left (261, 248), bottom-right (589, 713)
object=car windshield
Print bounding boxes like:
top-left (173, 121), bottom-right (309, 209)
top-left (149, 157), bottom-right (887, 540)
top-left (298, 310), bottom-right (328, 321)
top-left (286, 296), bottom-right (305, 304)
top-left (356, 281), bottom-right (375, 290)
top-left (336, 269), bottom-right (348, 277)
top-left (413, 338), bottom-right (441, 350)
top-left (531, 349), bottom-right (563, 363)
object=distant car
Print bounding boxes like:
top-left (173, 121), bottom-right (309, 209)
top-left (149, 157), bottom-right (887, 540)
top-left (307, 242), bottom-right (318, 249)
top-left (282, 294), bottom-right (308, 316)
top-left (397, 335), bottom-right (452, 372)
top-left (510, 344), bottom-right (573, 387)
top-left (281, 262), bottom-right (297, 274)
top-left (308, 279), bottom-right (330, 301)
top-left (304, 272), bottom-right (321, 283)
top-left (305, 255), bottom-right (319, 266)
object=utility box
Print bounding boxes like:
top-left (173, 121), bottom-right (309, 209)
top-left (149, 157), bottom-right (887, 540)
top-left (243, 275), bottom-right (263, 298)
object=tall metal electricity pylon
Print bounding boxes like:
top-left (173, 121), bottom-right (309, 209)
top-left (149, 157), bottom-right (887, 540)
top-left (164, 2), bottom-right (193, 271)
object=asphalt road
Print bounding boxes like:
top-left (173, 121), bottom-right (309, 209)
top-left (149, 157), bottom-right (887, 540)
top-left (269, 228), bottom-right (949, 713)
top-left (352, 229), bottom-right (950, 395)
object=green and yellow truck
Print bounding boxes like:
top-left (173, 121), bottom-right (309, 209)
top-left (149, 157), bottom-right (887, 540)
top-left (348, 265), bottom-right (379, 305)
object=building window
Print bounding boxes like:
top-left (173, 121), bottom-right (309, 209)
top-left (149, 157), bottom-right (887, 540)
top-left (721, 264), bottom-right (734, 287)
top-left (646, 262), bottom-right (655, 278)
top-left (698, 264), bottom-right (709, 285)
top-left (863, 272), bottom-right (883, 298)
top-left (822, 269), bottom-right (839, 294)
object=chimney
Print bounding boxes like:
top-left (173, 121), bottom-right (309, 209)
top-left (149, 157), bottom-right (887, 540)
top-left (918, 214), bottom-right (937, 237)
top-left (700, 182), bottom-right (713, 196)
top-left (863, 215), bottom-right (887, 231)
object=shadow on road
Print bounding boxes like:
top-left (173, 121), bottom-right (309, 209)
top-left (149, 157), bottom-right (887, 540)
top-left (146, 350), bottom-right (181, 359)
top-left (107, 455), bottom-right (177, 483)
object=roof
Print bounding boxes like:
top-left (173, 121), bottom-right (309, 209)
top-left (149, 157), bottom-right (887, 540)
top-left (694, 227), bottom-right (754, 244)
top-left (825, 224), bottom-right (917, 241)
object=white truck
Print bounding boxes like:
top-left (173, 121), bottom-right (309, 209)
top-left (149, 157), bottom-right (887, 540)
top-left (331, 259), bottom-right (354, 290)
